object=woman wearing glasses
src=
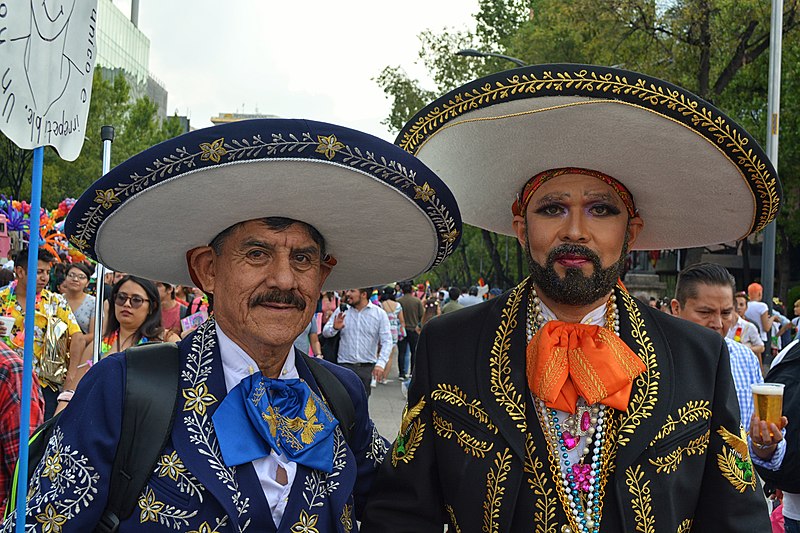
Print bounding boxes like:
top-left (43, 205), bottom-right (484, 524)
top-left (97, 275), bottom-right (180, 355)
top-left (61, 262), bottom-right (96, 336)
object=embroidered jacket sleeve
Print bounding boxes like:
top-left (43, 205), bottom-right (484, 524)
top-left (691, 338), bottom-right (772, 531)
top-left (0, 345), bottom-right (44, 513)
top-left (360, 321), bottom-right (447, 532)
top-left (1, 354), bottom-right (125, 531)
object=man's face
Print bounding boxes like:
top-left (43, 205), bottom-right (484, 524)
top-left (735, 295), bottom-right (748, 317)
top-left (672, 283), bottom-right (734, 336)
top-left (512, 173), bottom-right (643, 306)
top-left (344, 289), bottom-right (364, 307)
top-left (189, 220), bottom-right (331, 351)
top-left (16, 260), bottom-right (51, 294)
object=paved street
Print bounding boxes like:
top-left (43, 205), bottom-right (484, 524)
top-left (365, 363), bottom-right (407, 441)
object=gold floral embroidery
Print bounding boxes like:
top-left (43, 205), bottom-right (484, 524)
top-left (291, 509), bottom-right (319, 533)
top-left (68, 235), bottom-right (87, 250)
top-left (650, 400), bottom-right (711, 445)
top-left (157, 450), bottom-right (186, 481)
top-left (716, 426), bottom-right (756, 492)
top-left (315, 134), bottom-right (344, 160)
top-left (617, 289), bottom-right (660, 447)
top-left (442, 228), bottom-right (460, 243)
top-left (41, 453), bottom-right (62, 482)
top-left (523, 435), bottom-right (556, 533)
top-left (626, 464), bottom-right (655, 533)
top-left (35, 503), bottom-right (68, 533)
top-left (188, 521), bottom-right (217, 533)
top-left (392, 397), bottom-right (426, 466)
top-left (93, 188), bottom-right (119, 209)
top-left (138, 487), bottom-right (164, 523)
top-left (431, 383), bottom-right (498, 433)
top-left (676, 518), bottom-right (693, 533)
top-left (340, 503), bottom-right (353, 531)
top-left (445, 504), bottom-right (462, 533)
top-left (199, 137), bottom-right (227, 163)
top-left (483, 448), bottom-right (512, 533)
top-left (489, 281), bottom-right (526, 429)
top-left (414, 182), bottom-right (435, 201)
top-left (648, 430), bottom-right (710, 474)
top-left (182, 382), bottom-right (217, 416)
top-left (398, 68), bottom-right (779, 231)
top-left (432, 410), bottom-right (494, 458)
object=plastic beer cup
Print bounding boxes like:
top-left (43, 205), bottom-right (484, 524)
top-left (751, 383), bottom-right (784, 435)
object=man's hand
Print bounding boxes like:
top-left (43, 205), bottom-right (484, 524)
top-left (749, 413), bottom-right (789, 459)
top-left (372, 365), bottom-right (385, 382)
top-left (334, 312), bottom-right (345, 331)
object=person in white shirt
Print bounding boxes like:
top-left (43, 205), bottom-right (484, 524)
top-left (730, 291), bottom-right (766, 359)
top-left (746, 283), bottom-right (775, 343)
top-left (323, 287), bottom-right (392, 398)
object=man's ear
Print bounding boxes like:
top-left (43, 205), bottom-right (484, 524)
top-left (512, 215), bottom-right (527, 249)
top-left (318, 256), bottom-right (335, 290)
top-left (670, 298), bottom-right (681, 316)
top-left (186, 246), bottom-right (215, 294)
top-left (626, 215), bottom-right (645, 249)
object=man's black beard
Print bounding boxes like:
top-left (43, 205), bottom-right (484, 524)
top-left (526, 238), bottom-right (628, 307)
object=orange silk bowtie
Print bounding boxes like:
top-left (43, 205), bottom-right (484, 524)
top-left (526, 321), bottom-right (646, 413)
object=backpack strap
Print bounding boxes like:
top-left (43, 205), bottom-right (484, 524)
top-left (302, 354), bottom-right (356, 445)
top-left (96, 342), bottom-right (181, 533)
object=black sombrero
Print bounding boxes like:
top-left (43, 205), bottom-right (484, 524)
top-left (66, 119), bottom-right (462, 290)
top-left (397, 64), bottom-right (781, 250)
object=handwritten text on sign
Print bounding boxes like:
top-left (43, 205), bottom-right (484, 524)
top-left (0, 0), bottom-right (98, 161)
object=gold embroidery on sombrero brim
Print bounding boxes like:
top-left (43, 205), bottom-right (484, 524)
top-left (399, 68), bottom-right (779, 232)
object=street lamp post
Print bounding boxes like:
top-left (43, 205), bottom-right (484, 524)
top-left (456, 48), bottom-right (527, 67)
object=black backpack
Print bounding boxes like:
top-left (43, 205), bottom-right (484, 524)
top-left (6, 344), bottom-right (355, 533)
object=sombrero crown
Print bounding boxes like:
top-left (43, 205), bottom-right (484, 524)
top-left (66, 119), bottom-right (461, 290)
top-left (397, 64), bottom-right (781, 250)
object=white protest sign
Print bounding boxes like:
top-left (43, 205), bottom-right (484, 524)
top-left (0, 0), bottom-right (98, 161)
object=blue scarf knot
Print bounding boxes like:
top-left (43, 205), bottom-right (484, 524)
top-left (212, 373), bottom-right (339, 472)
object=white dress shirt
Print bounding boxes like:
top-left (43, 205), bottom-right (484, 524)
top-left (216, 324), bottom-right (298, 528)
top-left (322, 303), bottom-right (392, 367)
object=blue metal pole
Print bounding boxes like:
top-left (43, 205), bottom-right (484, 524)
top-left (15, 146), bottom-right (44, 531)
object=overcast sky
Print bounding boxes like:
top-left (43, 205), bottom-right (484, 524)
top-left (115, 1), bottom-right (478, 141)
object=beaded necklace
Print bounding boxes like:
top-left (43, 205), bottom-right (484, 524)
top-left (527, 285), bottom-right (618, 533)
top-left (101, 330), bottom-right (149, 355)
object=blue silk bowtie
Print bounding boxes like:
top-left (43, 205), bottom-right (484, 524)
top-left (212, 373), bottom-right (339, 472)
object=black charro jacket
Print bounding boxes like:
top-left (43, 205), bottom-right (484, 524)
top-left (362, 281), bottom-right (770, 533)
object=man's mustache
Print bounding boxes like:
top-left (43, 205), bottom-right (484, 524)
top-left (249, 289), bottom-right (306, 310)
top-left (546, 243), bottom-right (602, 268)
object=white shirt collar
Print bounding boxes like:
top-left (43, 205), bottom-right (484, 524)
top-left (539, 299), bottom-right (608, 327)
top-left (215, 323), bottom-right (298, 393)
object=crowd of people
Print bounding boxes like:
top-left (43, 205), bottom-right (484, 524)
top-left (1, 62), bottom-right (800, 533)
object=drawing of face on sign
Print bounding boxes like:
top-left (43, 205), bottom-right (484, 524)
top-left (0, 0), bottom-right (97, 161)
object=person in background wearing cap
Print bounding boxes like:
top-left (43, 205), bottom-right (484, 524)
top-left (363, 64), bottom-right (777, 532)
top-left (5, 118), bottom-right (461, 532)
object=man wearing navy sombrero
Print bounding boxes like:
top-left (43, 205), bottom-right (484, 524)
top-left (363, 64), bottom-right (782, 532)
top-left (4, 119), bottom-right (461, 532)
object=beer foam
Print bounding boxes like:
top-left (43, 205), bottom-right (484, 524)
top-left (751, 384), bottom-right (784, 395)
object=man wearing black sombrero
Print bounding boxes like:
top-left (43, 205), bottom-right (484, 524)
top-left (362, 65), bottom-right (782, 532)
top-left (3, 119), bottom-right (461, 532)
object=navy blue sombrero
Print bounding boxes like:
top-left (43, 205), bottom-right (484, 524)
top-left (397, 64), bottom-right (781, 250)
top-left (66, 119), bottom-right (461, 290)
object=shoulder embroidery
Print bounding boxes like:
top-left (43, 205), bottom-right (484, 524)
top-left (626, 464), bottom-right (655, 533)
top-left (392, 397), bottom-right (426, 466)
top-left (618, 289), bottom-right (660, 447)
top-left (716, 426), bottom-right (756, 492)
top-left (482, 448), bottom-right (512, 533)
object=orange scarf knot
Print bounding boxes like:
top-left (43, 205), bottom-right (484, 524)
top-left (526, 321), bottom-right (646, 413)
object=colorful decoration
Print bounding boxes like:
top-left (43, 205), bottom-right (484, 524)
top-left (0, 196), bottom-right (87, 263)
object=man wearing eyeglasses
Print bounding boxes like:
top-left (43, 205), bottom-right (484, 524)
top-left (0, 247), bottom-right (84, 419)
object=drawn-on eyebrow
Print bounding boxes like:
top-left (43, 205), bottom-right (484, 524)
top-left (533, 190), bottom-right (620, 208)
